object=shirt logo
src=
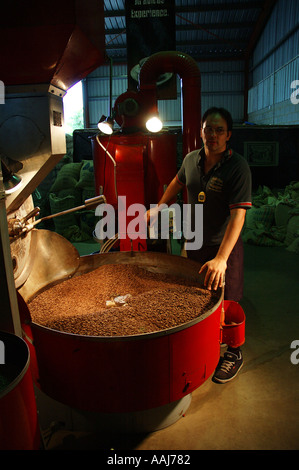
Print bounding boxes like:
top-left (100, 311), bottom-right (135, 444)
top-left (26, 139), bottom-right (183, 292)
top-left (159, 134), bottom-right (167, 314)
top-left (209, 177), bottom-right (223, 192)
top-left (198, 191), bottom-right (206, 203)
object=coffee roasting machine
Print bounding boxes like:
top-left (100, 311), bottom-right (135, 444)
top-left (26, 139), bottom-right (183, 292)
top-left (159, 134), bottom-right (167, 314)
top-left (0, 2), bottom-right (245, 449)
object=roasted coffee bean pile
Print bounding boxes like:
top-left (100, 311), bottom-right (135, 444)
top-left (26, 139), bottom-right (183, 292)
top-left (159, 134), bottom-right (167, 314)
top-left (28, 264), bottom-right (220, 337)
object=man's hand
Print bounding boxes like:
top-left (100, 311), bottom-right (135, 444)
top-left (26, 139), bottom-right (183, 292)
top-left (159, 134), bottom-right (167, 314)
top-left (199, 208), bottom-right (246, 291)
top-left (145, 205), bottom-right (160, 227)
top-left (199, 255), bottom-right (227, 291)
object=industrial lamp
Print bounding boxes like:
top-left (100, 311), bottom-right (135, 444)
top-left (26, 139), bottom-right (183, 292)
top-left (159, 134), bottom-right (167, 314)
top-left (98, 115), bottom-right (114, 135)
top-left (145, 114), bottom-right (163, 133)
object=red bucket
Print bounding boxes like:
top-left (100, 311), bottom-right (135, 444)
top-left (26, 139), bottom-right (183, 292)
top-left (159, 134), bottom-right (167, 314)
top-left (0, 330), bottom-right (40, 450)
top-left (221, 300), bottom-right (246, 348)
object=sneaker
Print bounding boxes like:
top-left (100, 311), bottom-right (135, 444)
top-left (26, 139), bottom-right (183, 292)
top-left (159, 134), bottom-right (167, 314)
top-left (212, 350), bottom-right (243, 384)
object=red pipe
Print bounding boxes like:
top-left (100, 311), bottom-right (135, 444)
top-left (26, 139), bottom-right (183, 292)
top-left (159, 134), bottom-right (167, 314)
top-left (139, 51), bottom-right (201, 158)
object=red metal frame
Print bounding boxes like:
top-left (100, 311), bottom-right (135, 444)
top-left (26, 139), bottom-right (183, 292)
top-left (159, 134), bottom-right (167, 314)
top-left (92, 132), bottom-right (178, 251)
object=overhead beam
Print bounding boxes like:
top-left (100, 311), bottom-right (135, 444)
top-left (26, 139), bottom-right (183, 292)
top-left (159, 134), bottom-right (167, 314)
top-left (176, 1), bottom-right (264, 13)
top-left (105, 22), bottom-right (255, 36)
top-left (104, 1), bottom-right (264, 17)
top-left (245, 0), bottom-right (278, 57)
top-left (176, 22), bottom-right (255, 31)
top-left (105, 39), bottom-right (248, 50)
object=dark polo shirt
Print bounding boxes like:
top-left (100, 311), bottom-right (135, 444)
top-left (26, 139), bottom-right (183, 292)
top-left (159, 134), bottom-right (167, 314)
top-left (176, 146), bottom-right (252, 247)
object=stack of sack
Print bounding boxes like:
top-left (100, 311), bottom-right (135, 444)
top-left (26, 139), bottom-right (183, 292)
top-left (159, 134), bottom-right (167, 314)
top-left (242, 181), bottom-right (299, 254)
top-left (46, 159), bottom-right (97, 242)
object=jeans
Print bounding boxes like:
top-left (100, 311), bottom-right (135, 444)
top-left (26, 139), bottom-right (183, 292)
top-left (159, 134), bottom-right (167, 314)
top-left (187, 236), bottom-right (244, 302)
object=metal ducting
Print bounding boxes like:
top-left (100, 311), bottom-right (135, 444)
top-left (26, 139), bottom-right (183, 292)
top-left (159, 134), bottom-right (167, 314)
top-left (139, 51), bottom-right (202, 158)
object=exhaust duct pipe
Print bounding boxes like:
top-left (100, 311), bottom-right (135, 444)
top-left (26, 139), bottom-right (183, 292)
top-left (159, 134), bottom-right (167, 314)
top-left (139, 51), bottom-right (201, 158)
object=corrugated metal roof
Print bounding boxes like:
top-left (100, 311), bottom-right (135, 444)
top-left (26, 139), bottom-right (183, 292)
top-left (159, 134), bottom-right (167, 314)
top-left (85, 0), bottom-right (298, 127)
top-left (103, 0), bottom-right (278, 62)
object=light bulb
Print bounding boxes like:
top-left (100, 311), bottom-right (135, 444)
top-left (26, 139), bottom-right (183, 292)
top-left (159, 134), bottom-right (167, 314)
top-left (146, 116), bottom-right (163, 133)
top-left (97, 115), bottom-right (114, 135)
top-left (98, 121), bottom-right (113, 135)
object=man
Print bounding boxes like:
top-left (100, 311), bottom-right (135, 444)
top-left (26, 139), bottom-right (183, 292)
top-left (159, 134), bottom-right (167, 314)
top-left (146, 107), bottom-right (252, 383)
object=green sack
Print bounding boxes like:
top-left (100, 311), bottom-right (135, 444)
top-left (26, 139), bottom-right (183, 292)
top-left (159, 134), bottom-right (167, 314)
top-left (76, 160), bottom-right (95, 190)
top-left (49, 193), bottom-right (78, 235)
top-left (50, 162), bottom-right (82, 193)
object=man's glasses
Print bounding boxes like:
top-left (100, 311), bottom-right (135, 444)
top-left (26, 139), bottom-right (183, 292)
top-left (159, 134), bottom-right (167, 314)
top-left (202, 126), bottom-right (227, 136)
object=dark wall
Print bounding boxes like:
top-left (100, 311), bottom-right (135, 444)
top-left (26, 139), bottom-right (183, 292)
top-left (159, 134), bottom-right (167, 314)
top-left (73, 129), bottom-right (98, 162)
top-left (230, 126), bottom-right (299, 190)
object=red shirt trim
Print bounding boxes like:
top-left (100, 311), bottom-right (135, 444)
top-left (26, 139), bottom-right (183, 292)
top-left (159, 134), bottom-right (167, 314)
top-left (229, 202), bottom-right (252, 210)
top-left (175, 174), bottom-right (185, 186)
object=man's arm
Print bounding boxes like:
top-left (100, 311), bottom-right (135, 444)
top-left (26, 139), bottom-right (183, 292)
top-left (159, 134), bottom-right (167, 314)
top-left (199, 208), bottom-right (246, 290)
top-left (146, 176), bottom-right (183, 226)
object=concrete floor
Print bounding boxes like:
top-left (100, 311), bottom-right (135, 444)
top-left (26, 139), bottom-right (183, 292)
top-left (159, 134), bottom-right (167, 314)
top-left (41, 242), bottom-right (299, 451)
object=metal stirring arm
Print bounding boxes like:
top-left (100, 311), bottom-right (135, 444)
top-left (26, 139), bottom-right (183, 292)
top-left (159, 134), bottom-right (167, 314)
top-left (8, 195), bottom-right (106, 239)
